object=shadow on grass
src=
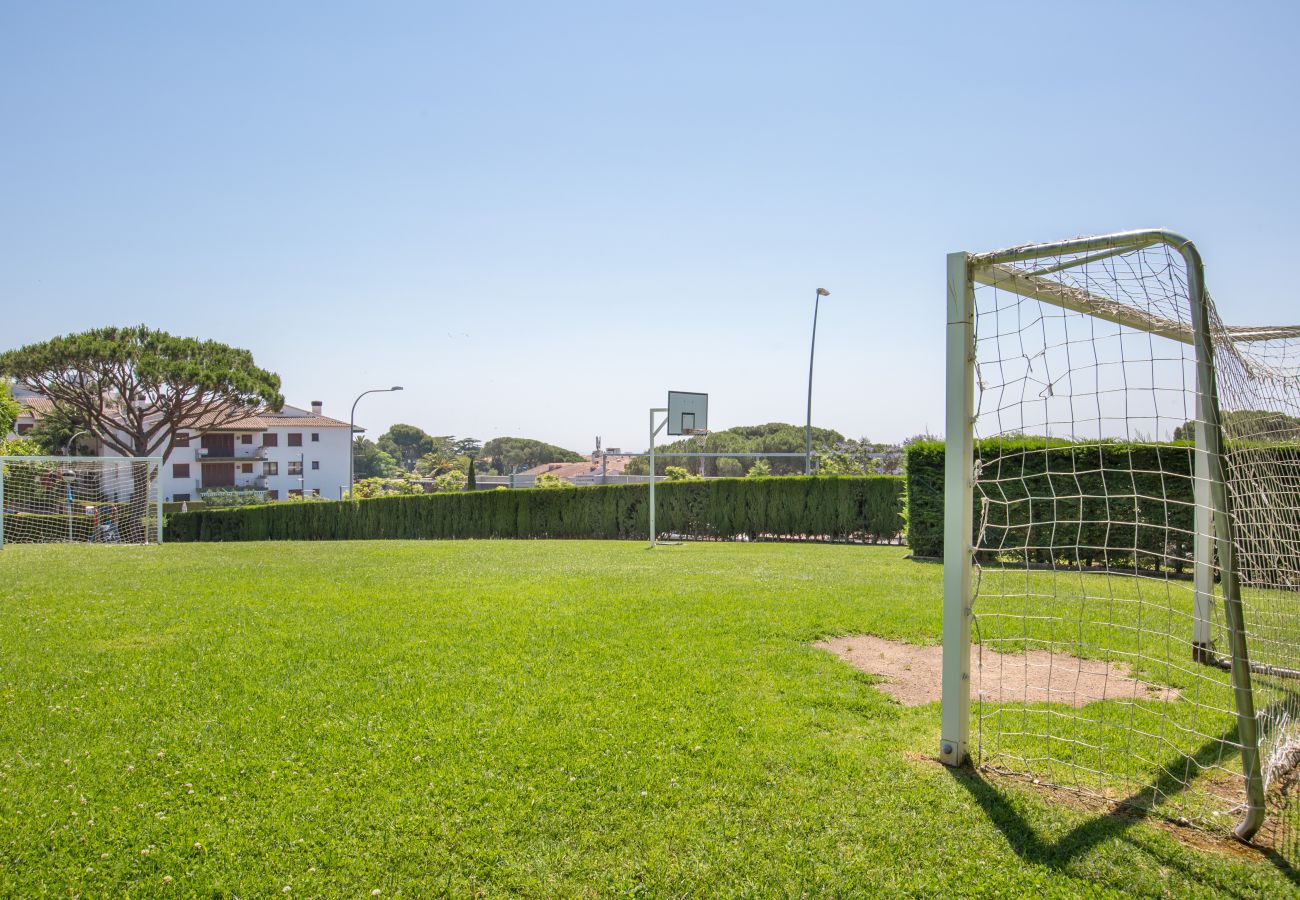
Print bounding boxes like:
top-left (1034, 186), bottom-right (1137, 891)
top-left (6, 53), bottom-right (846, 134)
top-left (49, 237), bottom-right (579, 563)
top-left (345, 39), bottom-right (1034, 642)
top-left (946, 729), bottom-right (1299, 893)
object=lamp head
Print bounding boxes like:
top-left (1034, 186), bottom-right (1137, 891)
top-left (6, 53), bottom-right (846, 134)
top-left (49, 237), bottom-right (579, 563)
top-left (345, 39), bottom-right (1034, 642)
top-left (391, 386), bottom-right (404, 391)
top-left (816, 288), bottom-right (830, 297)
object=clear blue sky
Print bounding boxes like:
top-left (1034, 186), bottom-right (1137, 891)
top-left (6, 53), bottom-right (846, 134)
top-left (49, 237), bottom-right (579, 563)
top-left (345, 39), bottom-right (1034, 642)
top-left (4, 2), bottom-right (1298, 451)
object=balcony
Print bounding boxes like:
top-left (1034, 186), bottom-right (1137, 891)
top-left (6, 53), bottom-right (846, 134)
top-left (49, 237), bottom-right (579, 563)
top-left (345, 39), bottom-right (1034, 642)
top-left (198, 474), bottom-right (267, 491)
top-left (196, 446), bottom-right (268, 462)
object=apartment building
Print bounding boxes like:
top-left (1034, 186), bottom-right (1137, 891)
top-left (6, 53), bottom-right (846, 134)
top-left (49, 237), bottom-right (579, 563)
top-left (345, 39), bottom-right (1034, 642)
top-left (10, 390), bottom-right (353, 502)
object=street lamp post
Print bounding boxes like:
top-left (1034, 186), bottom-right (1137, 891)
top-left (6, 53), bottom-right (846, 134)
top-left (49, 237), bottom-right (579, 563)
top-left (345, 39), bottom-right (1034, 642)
top-left (806, 288), bottom-right (830, 475)
top-left (348, 386), bottom-right (404, 494)
top-left (65, 430), bottom-right (90, 456)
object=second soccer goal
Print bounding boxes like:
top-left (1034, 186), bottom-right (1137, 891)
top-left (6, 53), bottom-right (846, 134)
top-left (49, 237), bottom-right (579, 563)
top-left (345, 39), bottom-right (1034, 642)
top-left (939, 228), bottom-right (1300, 858)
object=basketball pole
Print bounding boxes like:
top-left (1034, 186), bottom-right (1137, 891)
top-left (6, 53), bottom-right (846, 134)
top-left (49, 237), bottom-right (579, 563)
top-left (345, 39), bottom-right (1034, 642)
top-left (648, 407), bottom-right (668, 548)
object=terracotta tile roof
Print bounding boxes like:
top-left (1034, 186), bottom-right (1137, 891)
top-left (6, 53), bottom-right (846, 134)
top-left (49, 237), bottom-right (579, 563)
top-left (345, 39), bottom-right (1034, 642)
top-left (595, 454), bottom-right (636, 475)
top-left (15, 396), bottom-right (54, 419)
top-left (523, 461), bottom-right (600, 479)
top-left (190, 410), bottom-right (353, 431)
top-left (521, 454), bottom-right (639, 479)
top-left (13, 391), bottom-right (351, 431)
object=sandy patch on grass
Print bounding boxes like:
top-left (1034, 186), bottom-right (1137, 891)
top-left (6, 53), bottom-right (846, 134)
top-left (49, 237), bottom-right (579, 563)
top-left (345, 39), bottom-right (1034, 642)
top-left (815, 635), bottom-right (1179, 707)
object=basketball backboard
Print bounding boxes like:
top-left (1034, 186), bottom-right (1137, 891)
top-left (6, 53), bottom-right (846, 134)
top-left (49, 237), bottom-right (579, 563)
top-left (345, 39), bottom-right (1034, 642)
top-left (667, 391), bottom-right (708, 436)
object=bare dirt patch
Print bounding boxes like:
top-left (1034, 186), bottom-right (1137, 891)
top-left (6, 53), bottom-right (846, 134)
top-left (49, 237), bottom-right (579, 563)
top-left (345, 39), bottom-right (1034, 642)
top-left (815, 634), bottom-right (1179, 707)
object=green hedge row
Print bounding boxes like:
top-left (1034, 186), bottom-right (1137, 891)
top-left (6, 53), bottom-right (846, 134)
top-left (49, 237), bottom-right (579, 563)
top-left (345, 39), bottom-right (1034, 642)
top-left (166, 476), bottom-right (905, 543)
top-left (905, 438), bottom-right (1200, 570)
top-left (0, 512), bottom-right (155, 543)
top-left (2, 514), bottom-right (99, 543)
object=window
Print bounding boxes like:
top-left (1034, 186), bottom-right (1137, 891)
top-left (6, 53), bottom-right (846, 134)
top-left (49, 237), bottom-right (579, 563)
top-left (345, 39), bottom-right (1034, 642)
top-left (174, 493), bottom-right (190, 502)
top-left (311, 460), bottom-right (320, 470)
top-left (240, 434), bottom-right (253, 445)
top-left (16, 423), bottom-right (31, 435)
top-left (288, 460), bottom-right (303, 476)
top-left (288, 489), bottom-right (303, 498)
top-left (174, 432), bottom-right (190, 447)
top-left (311, 488), bottom-right (320, 497)
top-left (263, 461), bottom-right (279, 476)
top-left (287, 433), bottom-right (303, 447)
top-left (172, 463), bottom-right (190, 478)
top-left (311, 433), bottom-right (320, 442)
top-left (262, 433), bottom-right (279, 448)
top-left (241, 463), bottom-right (253, 474)
top-left (268, 490), bottom-right (280, 500)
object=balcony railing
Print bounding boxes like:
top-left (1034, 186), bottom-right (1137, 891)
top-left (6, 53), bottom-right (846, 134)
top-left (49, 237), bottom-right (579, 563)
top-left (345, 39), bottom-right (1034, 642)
top-left (196, 446), bottom-right (268, 462)
top-left (198, 475), bottom-right (267, 491)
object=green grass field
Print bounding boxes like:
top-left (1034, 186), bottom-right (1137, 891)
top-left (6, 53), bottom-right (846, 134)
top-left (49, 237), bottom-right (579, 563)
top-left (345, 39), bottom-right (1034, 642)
top-left (0, 541), bottom-right (1294, 897)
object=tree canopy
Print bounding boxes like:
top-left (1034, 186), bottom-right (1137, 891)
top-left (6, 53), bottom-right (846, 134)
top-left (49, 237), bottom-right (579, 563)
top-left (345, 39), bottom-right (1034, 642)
top-left (0, 382), bottom-right (19, 437)
top-left (1172, 410), bottom-right (1300, 443)
top-left (481, 437), bottom-right (583, 473)
top-left (24, 403), bottom-right (94, 455)
top-left (452, 438), bottom-right (481, 459)
top-left (627, 422), bottom-right (845, 476)
top-left (0, 326), bottom-right (283, 460)
top-left (352, 437), bottom-right (400, 479)
top-left (0, 382), bottom-right (36, 456)
top-left (376, 424), bottom-right (438, 470)
top-left (373, 427), bottom-right (484, 474)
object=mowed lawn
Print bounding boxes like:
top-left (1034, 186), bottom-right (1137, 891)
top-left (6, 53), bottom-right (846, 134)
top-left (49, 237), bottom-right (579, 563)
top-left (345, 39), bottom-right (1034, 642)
top-left (0, 542), bottom-right (1291, 898)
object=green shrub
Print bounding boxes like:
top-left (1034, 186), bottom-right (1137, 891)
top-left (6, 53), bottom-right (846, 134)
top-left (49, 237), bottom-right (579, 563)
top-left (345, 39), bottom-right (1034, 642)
top-left (715, 458), bottom-right (744, 478)
top-left (200, 489), bottom-right (267, 508)
top-left (534, 473), bottom-right (566, 490)
top-left (167, 476), bottom-right (905, 544)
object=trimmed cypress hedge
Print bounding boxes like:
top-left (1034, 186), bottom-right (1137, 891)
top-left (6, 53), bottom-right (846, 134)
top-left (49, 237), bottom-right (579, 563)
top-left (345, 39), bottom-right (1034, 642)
top-left (0, 511), bottom-right (156, 543)
top-left (166, 476), bottom-right (905, 543)
top-left (2, 513), bottom-right (100, 543)
top-left (905, 437), bottom-right (1200, 570)
top-left (902, 441), bottom-right (946, 558)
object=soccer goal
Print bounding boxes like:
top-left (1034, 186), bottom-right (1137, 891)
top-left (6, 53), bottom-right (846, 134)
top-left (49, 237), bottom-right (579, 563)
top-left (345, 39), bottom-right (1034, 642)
top-left (940, 229), bottom-right (1300, 856)
top-left (0, 456), bottom-right (163, 547)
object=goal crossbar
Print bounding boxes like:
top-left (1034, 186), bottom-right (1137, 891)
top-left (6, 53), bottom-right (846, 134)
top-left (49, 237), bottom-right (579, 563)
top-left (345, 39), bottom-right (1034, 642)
top-left (973, 260), bottom-right (1300, 348)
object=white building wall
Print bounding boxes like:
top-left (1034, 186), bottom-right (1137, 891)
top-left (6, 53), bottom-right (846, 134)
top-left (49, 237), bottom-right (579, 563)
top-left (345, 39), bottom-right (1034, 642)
top-left (261, 425), bottom-right (352, 500)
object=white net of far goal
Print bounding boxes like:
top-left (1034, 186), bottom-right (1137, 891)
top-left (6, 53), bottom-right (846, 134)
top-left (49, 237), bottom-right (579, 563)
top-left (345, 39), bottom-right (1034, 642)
top-left (939, 230), bottom-right (1300, 862)
top-left (0, 456), bottom-right (163, 546)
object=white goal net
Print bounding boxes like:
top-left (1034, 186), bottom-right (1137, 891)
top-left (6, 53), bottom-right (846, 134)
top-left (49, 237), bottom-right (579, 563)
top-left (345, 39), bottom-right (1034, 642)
top-left (940, 230), bottom-right (1300, 860)
top-left (0, 456), bottom-right (163, 546)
